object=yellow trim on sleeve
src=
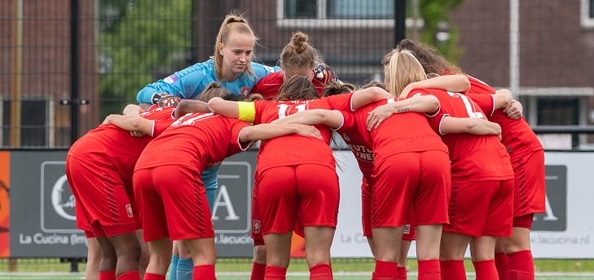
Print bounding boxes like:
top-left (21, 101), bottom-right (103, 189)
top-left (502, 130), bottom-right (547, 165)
top-left (237, 102), bottom-right (256, 122)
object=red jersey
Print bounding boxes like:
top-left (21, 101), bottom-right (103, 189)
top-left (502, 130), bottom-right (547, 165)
top-left (68, 105), bottom-right (175, 183)
top-left (368, 99), bottom-right (448, 161)
top-left (338, 98), bottom-right (447, 182)
top-left (250, 71), bottom-right (327, 100)
top-left (135, 113), bottom-right (250, 171)
top-left (413, 88), bottom-right (514, 181)
top-left (251, 94), bottom-right (353, 172)
top-left (465, 75), bottom-right (543, 159)
top-left (337, 104), bottom-right (376, 183)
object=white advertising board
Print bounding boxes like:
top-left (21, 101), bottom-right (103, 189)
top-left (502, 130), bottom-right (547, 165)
top-left (330, 151), bottom-right (594, 259)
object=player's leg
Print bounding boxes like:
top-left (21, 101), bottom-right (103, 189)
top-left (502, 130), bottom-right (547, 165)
top-left (85, 237), bottom-right (101, 280)
top-left (136, 229), bottom-right (149, 279)
top-left (145, 238), bottom-right (173, 280)
top-left (297, 164), bottom-right (339, 280)
top-left (471, 179), bottom-right (514, 280)
top-left (250, 180), bottom-right (266, 280)
top-left (108, 233), bottom-right (141, 280)
top-left (398, 238), bottom-right (411, 280)
top-left (414, 150), bottom-right (451, 280)
top-left (501, 150), bottom-right (545, 280)
top-left (371, 154), bottom-right (417, 279)
top-left (257, 166), bottom-right (298, 279)
top-left (178, 238), bottom-right (217, 280)
top-left (174, 241), bottom-right (194, 280)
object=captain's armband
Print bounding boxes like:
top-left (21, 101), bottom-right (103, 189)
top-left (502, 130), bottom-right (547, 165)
top-left (237, 102), bottom-right (256, 122)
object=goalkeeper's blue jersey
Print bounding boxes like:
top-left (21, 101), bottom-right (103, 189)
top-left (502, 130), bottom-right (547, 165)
top-left (136, 58), bottom-right (280, 104)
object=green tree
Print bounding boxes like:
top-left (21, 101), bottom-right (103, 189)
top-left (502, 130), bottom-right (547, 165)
top-left (412, 0), bottom-right (464, 63)
top-left (99, 0), bottom-right (192, 116)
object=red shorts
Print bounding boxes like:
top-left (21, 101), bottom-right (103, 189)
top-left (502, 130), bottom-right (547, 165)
top-left (66, 155), bottom-right (137, 238)
top-left (444, 179), bottom-right (514, 237)
top-left (371, 150), bottom-right (450, 228)
top-left (511, 150), bottom-right (546, 217)
top-left (513, 213), bottom-right (534, 229)
top-left (134, 165), bottom-right (213, 242)
top-left (256, 164), bottom-right (339, 235)
top-left (362, 178), bottom-right (417, 241)
top-left (251, 181), bottom-right (264, 246)
top-left (361, 178), bottom-right (372, 237)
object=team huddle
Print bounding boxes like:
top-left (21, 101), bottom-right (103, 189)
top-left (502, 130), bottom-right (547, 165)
top-left (65, 12), bottom-right (546, 280)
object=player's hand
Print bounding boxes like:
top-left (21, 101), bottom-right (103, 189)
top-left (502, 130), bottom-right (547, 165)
top-left (130, 131), bottom-right (145, 138)
top-left (101, 114), bottom-right (117, 125)
top-left (366, 104), bottom-right (393, 130)
top-left (156, 95), bottom-right (181, 108)
top-left (503, 100), bottom-right (523, 119)
top-left (292, 124), bottom-right (323, 140)
top-left (313, 62), bottom-right (337, 85)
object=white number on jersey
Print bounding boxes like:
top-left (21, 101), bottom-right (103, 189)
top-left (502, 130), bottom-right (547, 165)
top-left (446, 91), bottom-right (484, 119)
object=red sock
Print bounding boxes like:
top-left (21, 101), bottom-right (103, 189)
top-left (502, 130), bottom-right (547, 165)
top-left (265, 265), bottom-right (287, 280)
top-left (417, 259), bottom-right (440, 280)
top-left (473, 260), bottom-right (498, 280)
top-left (440, 260), bottom-right (467, 280)
top-left (372, 260), bottom-right (398, 279)
top-left (192, 265), bottom-right (216, 280)
top-left (309, 263), bottom-right (333, 280)
top-left (250, 262), bottom-right (266, 280)
top-left (495, 252), bottom-right (510, 280)
top-left (116, 271), bottom-right (139, 280)
top-left (397, 266), bottom-right (407, 280)
top-left (143, 272), bottom-right (166, 280)
top-left (508, 250), bottom-right (535, 280)
top-left (99, 270), bottom-right (116, 280)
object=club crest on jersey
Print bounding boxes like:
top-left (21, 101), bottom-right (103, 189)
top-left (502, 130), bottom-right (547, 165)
top-left (163, 75), bottom-right (178, 84)
top-left (240, 86), bottom-right (250, 97)
top-left (126, 204), bottom-right (134, 218)
top-left (252, 219), bottom-right (261, 234)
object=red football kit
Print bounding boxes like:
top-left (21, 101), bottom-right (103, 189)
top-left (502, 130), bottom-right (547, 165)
top-left (465, 75), bottom-right (546, 222)
top-left (363, 99), bottom-right (450, 229)
top-left (415, 87), bottom-right (515, 237)
top-left (133, 112), bottom-right (250, 241)
top-left (246, 94), bottom-right (353, 236)
top-left (338, 99), bottom-right (424, 239)
top-left (66, 105), bottom-right (175, 237)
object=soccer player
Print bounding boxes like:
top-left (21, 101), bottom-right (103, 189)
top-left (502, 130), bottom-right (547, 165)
top-left (66, 102), bottom-right (178, 280)
top-left (135, 13), bottom-right (281, 280)
top-left (384, 49), bottom-right (514, 280)
top-left (397, 39), bottom-right (545, 280)
top-left (247, 31), bottom-right (338, 280)
top-left (132, 87), bottom-right (322, 280)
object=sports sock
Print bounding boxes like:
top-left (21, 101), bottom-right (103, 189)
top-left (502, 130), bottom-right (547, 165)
top-left (508, 250), bottom-right (535, 280)
top-left (397, 266), bottom-right (407, 280)
top-left (495, 252), bottom-right (510, 280)
top-left (440, 260), bottom-right (467, 280)
top-left (192, 264), bottom-right (216, 280)
top-left (417, 259), bottom-right (440, 280)
top-left (99, 270), bottom-right (116, 280)
top-left (250, 262), bottom-right (266, 280)
top-left (264, 265), bottom-right (287, 280)
top-left (371, 260), bottom-right (398, 279)
top-left (169, 255), bottom-right (180, 280)
top-left (309, 263), bottom-right (333, 280)
top-left (144, 273), bottom-right (166, 280)
top-left (473, 259), bottom-right (498, 280)
top-left (116, 271), bottom-right (139, 280)
top-left (176, 258), bottom-right (194, 280)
